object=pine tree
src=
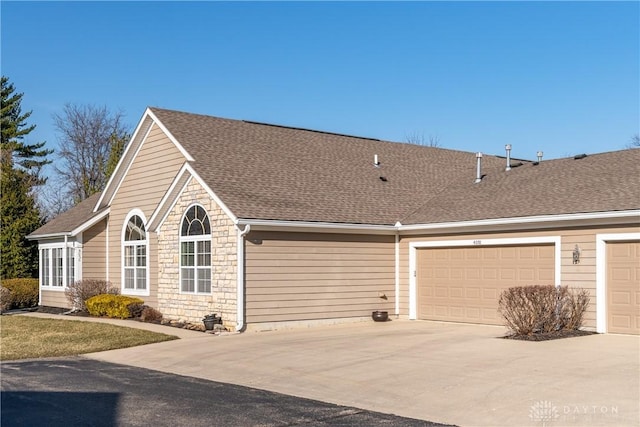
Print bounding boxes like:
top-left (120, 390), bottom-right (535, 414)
top-left (1, 166), bottom-right (42, 278)
top-left (1, 76), bottom-right (52, 183)
top-left (104, 131), bottom-right (129, 181)
top-left (1, 76), bottom-right (51, 279)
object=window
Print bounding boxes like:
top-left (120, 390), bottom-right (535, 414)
top-left (123, 213), bottom-right (148, 293)
top-left (42, 249), bottom-right (50, 286)
top-left (53, 248), bottom-right (63, 286)
top-left (180, 205), bottom-right (211, 294)
top-left (40, 245), bottom-right (80, 288)
top-left (67, 248), bottom-right (75, 285)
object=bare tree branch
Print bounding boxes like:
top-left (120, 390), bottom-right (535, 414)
top-left (405, 131), bottom-right (442, 148)
top-left (52, 104), bottom-right (130, 204)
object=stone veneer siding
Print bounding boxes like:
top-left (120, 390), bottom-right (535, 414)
top-left (157, 179), bottom-right (237, 328)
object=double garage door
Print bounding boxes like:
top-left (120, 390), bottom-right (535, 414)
top-left (417, 241), bottom-right (640, 334)
top-left (417, 244), bottom-right (555, 325)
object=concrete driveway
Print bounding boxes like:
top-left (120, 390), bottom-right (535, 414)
top-left (82, 319), bottom-right (640, 427)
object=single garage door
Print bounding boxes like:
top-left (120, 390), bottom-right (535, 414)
top-left (417, 244), bottom-right (555, 325)
top-left (606, 241), bottom-right (640, 335)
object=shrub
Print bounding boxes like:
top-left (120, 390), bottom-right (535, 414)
top-left (128, 303), bottom-right (146, 319)
top-left (85, 294), bottom-right (144, 319)
top-left (498, 285), bottom-right (590, 336)
top-left (65, 280), bottom-right (119, 311)
top-left (2, 278), bottom-right (39, 309)
top-left (1, 286), bottom-right (12, 312)
top-left (140, 306), bottom-right (163, 323)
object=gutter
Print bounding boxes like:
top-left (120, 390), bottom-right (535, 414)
top-left (235, 218), bottom-right (397, 235)
top-left (398, 210), bottom-right (640, 233)
top-left (235, 224), bottom-right (251, 332)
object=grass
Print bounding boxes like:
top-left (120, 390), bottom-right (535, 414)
top-left (0, 316), bottom-right (178, 361)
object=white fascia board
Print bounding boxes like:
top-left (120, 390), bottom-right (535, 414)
top-left (95, 109), bottom-right (154, 212)
top-left (148, 164), bottom-right (191, 231)
top-left (27, 232), bottom-right (69, 240)
top-left (236, 218), bottom-right (397, 235)
top-left (152, 163), bottom-right (238, 233)
top-left (28, 209), bottom-right (111, 240)
top-left (103, 118), bottom-right (155, 209)
top-left (70, 208), bottom-right (110, 237)
top-left (399, 210), bottom-right (640, 234)
top-left (187, 164), bottom-right (237, 223)
top-left (145, 108), bottom-right (194, 162)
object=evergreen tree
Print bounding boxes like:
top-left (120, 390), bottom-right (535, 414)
top-left (1, 76), bottom-right (52, 183)
top-left (104, 131), bottom-right (130, 180)
top-left (1, 166), bottom-right (42, 278)
top-left (0, 76), bottom-right (51, 279)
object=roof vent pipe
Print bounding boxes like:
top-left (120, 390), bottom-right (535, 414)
top-left (505, 144), bottom-right (512, 171)
top-left (374, 154), bottom-right (380, 167)
top-left (474, 152), bottom-right (483, 183)
top-left (537, 151), bottom-right (543, 162)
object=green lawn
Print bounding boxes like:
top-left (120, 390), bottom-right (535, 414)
top-left (0, 316), bottom-right (178, 361)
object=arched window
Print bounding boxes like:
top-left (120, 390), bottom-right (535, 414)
top-left (180, 205), bottom-right (211, 294)
top-left (123, 213), bottom-right (147, 292)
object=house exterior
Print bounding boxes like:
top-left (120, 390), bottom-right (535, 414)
top-left (29, 107), bottom-right (640, 334)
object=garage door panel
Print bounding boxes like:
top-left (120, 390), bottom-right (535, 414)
top-left (538, 268), bottom-right (555, 282)
top-left (418, 244), bottom-right (555, 325)
top-left (611, 291), bottom-right (631, 305)
top-left (610, 315), bottom-right (631, 329)
top-left (483, 289), bottom-right (498, 300)
top-left (482, 269), bottom-right (498, 280)
top-left (607, 241), bottom-right (640, 334)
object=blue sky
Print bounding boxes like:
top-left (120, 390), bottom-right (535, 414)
top-left (2, 1), bottom-right (638, 165)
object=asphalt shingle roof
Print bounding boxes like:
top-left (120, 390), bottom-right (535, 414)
top-left (32, 108), bottom-right (640, 236)
top-left (402, 149), bottom-right (640, 224)
top-left (28, 193), bottom-right (105, 237)
top-left (150, 108), bottom-right (511, 225)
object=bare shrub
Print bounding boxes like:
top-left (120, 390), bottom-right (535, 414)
top-left (65, 279), bottom-right (119, 311)
top-left (557, 288), bottom-right (590, 330)
top-left (140, 307), bottom-right (163, 323)
top-left (498, 285), bottom-right (590, 336)
top-left (0, 286), bottom-right (12, 312)
top-left (128, 303), bottom-right (146, 319)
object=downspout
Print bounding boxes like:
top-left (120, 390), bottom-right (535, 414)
top-left (63, 235), bottom-right (68, 288)
top-left (235, 224), bottom-right (251, 332)
top-left (38, 245), bottom-right (42, 306)
top-left (394, 231), bottom-right (400, 318)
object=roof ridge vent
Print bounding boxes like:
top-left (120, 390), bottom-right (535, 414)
top-left (574, 153), bottom-right (588, 160)
top-left (242, 120), bottom-right (381, 141)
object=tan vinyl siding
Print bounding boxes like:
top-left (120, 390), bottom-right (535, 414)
top-left (107, 123), bottom-right (186, 308)
top-left (41, 290), bottom-right (70, 308)
top-left (82, 218), bottom-right (107, 279)
top-left (245, 231), bottom-right (395, 324)
top-left (398, 224), bottom-right (640, 330)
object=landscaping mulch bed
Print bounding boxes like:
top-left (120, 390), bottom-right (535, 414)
top-left (35, 306), bottom-right (224, 333)
top-left (502, 329), bottom-right (597, 341)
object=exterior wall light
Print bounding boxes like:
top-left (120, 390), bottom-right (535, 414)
top-left (572, 244), bottom-right (581, 264)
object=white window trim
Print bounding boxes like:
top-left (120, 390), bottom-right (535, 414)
top-left (39, 241), bottom-right (82, 291)
top-left (179, 204), bottom-right (212, 295)
top-left (408, 236), bottom-right (561, 320)
top-left (121, 209), bottom-right (150, 297)
top-left (595, 233), bottom-right (640, 334)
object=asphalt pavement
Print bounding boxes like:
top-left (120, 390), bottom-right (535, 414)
top-left (1, 357), bottom-right (451, 427)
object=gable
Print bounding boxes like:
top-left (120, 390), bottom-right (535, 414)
top-left (95, 108), bottom-right (193, 212)
top-left (108, 122), bottom-right (187, 221)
